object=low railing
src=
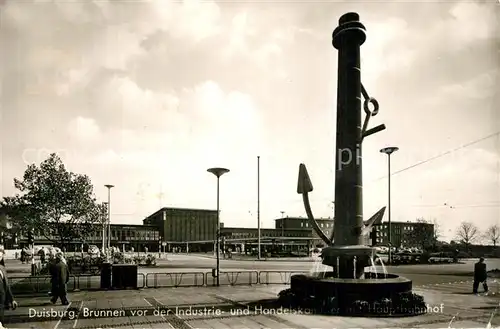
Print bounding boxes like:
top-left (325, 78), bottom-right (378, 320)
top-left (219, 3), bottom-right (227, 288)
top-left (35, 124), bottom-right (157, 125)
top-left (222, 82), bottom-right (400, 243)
top-left (10, 271), bottom-right (304, 294)
top-left (205, 271), bottom-right (259, 286)
top-left (145, 272), bottom-right (204, 288)
top-left (10, 273), bottom-right (146, 295)
top-left (258, 271), bottom-right (307, 285)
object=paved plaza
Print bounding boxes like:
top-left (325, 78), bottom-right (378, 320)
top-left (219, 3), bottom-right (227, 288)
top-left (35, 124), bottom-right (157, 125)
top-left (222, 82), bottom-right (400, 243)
top-left (3, 280), bottom-right (500, 329)
top-left (4, 255), bottom-right (500, 328)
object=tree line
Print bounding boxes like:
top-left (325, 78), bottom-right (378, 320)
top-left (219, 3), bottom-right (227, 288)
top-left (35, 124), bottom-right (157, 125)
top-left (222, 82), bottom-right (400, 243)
top-left (402, 218), bottom-right (500, 251)
top-left (0, 153), bottom-right (106, 248)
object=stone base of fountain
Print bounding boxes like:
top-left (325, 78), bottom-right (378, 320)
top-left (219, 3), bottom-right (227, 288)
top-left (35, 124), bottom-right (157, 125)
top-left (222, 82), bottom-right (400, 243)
top-left (278, 272), bottom-right (426, 316)
top-left (277, 246), bottom-right (427, 317)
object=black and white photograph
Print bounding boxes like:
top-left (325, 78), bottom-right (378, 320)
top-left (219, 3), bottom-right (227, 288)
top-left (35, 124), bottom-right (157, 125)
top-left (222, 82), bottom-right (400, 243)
top-left (0, 0), bottom-right (499, 328)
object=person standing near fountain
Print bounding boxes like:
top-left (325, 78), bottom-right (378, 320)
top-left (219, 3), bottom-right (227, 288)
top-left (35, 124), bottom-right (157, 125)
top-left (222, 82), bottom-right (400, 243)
top-left (0, 245), bottom-right (17, 326)
top-left (473, 257), bottom-right (488, 295)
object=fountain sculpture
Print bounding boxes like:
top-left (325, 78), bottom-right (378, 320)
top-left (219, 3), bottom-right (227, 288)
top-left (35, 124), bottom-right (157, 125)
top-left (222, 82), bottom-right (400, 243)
top-left (277, 12), bottom-right (426, 316)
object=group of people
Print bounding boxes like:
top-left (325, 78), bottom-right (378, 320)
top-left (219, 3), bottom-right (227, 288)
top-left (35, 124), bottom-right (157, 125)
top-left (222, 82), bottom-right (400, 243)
top-left (0, 245), bottom-right (70, 327)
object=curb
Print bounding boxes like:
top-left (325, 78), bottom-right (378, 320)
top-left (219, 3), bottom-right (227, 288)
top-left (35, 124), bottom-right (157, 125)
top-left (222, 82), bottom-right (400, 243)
top-left (188, 254), bottom-right (316, 262)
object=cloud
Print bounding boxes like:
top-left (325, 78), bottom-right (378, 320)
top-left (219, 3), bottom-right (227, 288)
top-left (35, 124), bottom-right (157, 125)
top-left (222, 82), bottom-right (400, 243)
top-left (67, 117), bottom-right (101, 142)
top-left (1, 0), bottom-right (498, 239)
top-left (362, 17), bottom-right (416, 86)
top-left (440, 69), bottom-right (500, 99)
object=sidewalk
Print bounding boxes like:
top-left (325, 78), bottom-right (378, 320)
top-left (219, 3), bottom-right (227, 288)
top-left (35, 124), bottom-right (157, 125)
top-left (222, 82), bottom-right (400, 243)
top-left (3, 284), bottom-right (500, 329)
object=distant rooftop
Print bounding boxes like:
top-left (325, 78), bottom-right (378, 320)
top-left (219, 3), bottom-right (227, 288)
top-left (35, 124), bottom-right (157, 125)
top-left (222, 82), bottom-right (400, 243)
top-left (144, 207), bottom-right (217, 220)
top-left (275, 216), bottom-right (333, 220)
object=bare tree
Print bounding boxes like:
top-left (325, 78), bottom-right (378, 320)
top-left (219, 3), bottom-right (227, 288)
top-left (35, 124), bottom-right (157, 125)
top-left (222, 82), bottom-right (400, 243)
top-left (484, 224), bottom-right (500, 247)
top-left (431, 218), bottom-right (441, 241)
top-left (456, 221), bottom-right (480, 250)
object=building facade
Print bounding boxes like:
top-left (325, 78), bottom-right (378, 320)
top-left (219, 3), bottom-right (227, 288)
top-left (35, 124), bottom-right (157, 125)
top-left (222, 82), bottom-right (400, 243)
top-left (143, 207), bottom-right (218, 252)
top-left (275, 217), bottom-right (335, 247)
top-left (15, 224), bottom-right (161, 252)
top-left (220, 226), bottom-right (315, 254)
top-left (373, 221), bottom-right (434, 248)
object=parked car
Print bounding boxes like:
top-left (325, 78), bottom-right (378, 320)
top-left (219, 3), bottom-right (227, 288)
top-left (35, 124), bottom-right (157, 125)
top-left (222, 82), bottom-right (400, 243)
top-left (428, 252), bottom-right (455, 263)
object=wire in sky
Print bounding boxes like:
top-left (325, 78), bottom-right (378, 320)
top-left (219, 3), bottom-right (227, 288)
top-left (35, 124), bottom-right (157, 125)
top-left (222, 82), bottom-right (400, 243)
top-left (409, 203), bottom-right (500, 209)
top-left (371, 130), bottom-right (500, 183)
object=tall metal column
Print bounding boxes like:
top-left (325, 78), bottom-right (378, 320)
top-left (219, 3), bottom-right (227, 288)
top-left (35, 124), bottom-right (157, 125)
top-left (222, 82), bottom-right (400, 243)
top-left (332, 13), bottom-right (366, 278)
top-left (380, 146), bottom-right (399, 264)
top-left (257, 156), bottom-right (261, 260)
top-left (104, 185), bottom-right (114, 253)
top-left (207, 167), bottom-right (229, 287)
top-left (332, 13), bottom-right (366, 247)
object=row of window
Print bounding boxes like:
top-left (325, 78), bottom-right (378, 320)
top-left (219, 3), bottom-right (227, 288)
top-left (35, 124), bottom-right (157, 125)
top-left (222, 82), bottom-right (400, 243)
top-left (376, 238), bottom-right (411, 244)
top-left (227, 232), bottom-right (310, 238)
top-left (24, 229), bottom-right (160, 241)
top-left (376, 225), bottom-right (415, 231)
top-left (299, 222), bottom-right (333, 228)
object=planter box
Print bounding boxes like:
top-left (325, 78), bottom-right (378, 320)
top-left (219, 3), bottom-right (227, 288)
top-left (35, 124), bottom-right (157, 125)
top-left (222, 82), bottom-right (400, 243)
top-left (112, 264), bottom-right (138, 289)
top-left (100, 263), bottom-right (112, 290)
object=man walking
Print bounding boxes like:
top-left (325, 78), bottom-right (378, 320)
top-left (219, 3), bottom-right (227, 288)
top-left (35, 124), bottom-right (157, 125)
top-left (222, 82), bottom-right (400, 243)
top-left (49, 252), bottom-right (70, 305)
top-left (473, 257), bottom-right (489, 294)
top-left (0, 245), bottom-right (17, 326)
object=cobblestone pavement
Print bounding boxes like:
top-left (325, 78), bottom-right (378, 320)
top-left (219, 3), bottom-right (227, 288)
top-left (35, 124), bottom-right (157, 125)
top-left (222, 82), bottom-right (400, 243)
top-left (3, 282), bottom-right (500, 329)
top-left (416, 278), bottom-right (500, 295)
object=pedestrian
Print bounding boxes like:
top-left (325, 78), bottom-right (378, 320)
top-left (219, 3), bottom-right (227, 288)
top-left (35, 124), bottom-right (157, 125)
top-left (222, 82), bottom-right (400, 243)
top-left (0, 245), bottom-right (18, 326)
top-left (473, 257), bottom-right (489, 294)
top-left (40, 248), bottom-right (46, 264)
top-left (49, 252), bottom-right (70, 305)
top-left (20, 249), bottom-right (25, 264)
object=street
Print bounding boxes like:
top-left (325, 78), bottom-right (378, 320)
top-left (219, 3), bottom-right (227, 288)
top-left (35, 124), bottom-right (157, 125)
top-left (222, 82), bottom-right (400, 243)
top-left (7, 254), bottom-right (499, 288)
top-left (3, 253), bottom-right (500, 328)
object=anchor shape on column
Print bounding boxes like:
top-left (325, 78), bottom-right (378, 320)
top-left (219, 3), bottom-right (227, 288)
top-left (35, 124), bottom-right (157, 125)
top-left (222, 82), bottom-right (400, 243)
top-left (297, 164), bottom-right (386, 246)
top-left (360, 83), bottom-right (385, 142)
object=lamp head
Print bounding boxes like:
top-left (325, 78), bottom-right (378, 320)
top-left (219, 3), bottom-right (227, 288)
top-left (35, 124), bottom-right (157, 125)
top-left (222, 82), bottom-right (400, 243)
top-left (207, 168), bottom-right (230, 178)
top-left (380, 147), bottom-right (399, 155)
top-left (104, 184), bottom-right (114, 189)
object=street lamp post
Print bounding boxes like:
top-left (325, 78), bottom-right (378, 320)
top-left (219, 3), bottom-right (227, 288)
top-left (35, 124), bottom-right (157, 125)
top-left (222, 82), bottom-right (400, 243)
top-left (257, 156), bottom-right (261, 260)
top-left (101, 202), bottom-right (108, 255)
top-left (104, 185), bottom-right (114, 256)
top-left (280, 211), bottom-right (285, 248)
top-left (207, 167), bottom-right (230, 287)
top-left (380, 147), bottom-right (399, 265)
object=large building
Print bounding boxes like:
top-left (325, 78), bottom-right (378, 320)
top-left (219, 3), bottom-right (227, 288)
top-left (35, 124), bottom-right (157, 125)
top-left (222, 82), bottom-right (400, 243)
top-left (220, 227), bottom-right (314, 254)
top-left (3, 203), bottom-right (434, 253)
top-left (275, 216), bottom-right (335, 246)
top-left (274, 217), bottom-right (333, 244)
top-left (373, 221), bottom-right (434, 248)
top-left (143, 207), bottom-right (218, 252)
top-left (15, 224), bottom-right (161, 252)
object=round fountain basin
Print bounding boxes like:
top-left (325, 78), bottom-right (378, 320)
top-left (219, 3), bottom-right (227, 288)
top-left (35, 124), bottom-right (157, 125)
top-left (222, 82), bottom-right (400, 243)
top-left (291, 272), bottom-right (411, 301)
top-left (321, 245), bottom-right (375, 258)
top-left (286, 272), bottom-right (423, 316)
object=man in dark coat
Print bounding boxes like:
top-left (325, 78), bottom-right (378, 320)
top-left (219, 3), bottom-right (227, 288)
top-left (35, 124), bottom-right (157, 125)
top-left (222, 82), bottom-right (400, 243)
top-left (39, 248), bottom-right (46, 264)
top-left (473, 257), bottom-right (488, 294)
top-left (50, 252), bottom-right (70, 305)
top-left (0, 245), bottom-right (17, 325)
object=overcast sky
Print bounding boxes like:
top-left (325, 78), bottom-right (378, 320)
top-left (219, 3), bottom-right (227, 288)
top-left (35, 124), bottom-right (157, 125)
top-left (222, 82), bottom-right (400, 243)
top-left (1, 0), bottom-right (499, 242)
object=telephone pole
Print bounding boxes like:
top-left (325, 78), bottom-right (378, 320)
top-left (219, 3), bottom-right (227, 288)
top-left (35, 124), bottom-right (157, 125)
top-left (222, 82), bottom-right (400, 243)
top-left (257, 156), bottom-right (261, 260)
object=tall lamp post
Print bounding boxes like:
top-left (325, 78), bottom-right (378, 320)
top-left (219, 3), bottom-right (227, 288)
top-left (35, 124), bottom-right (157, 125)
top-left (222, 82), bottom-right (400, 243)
top-left (101, 202), bottom-right (108, 255)
top-left (280, 211), bottom-right (285, 248)
top-left (207, 167), bottom-right (230, 287)
top-left (380, 147), bottom-right (399, 265)
top-left (104, 184), bottom-right (114, 255)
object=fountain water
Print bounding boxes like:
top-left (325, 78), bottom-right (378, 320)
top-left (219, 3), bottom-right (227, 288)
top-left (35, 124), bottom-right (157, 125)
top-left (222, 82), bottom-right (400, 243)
top-left (311, 257), bottom-right (329, 279)
top-left (277, 12), bottom-right (426, 317)
top-left (378, 256), bottom-right (389, 279)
